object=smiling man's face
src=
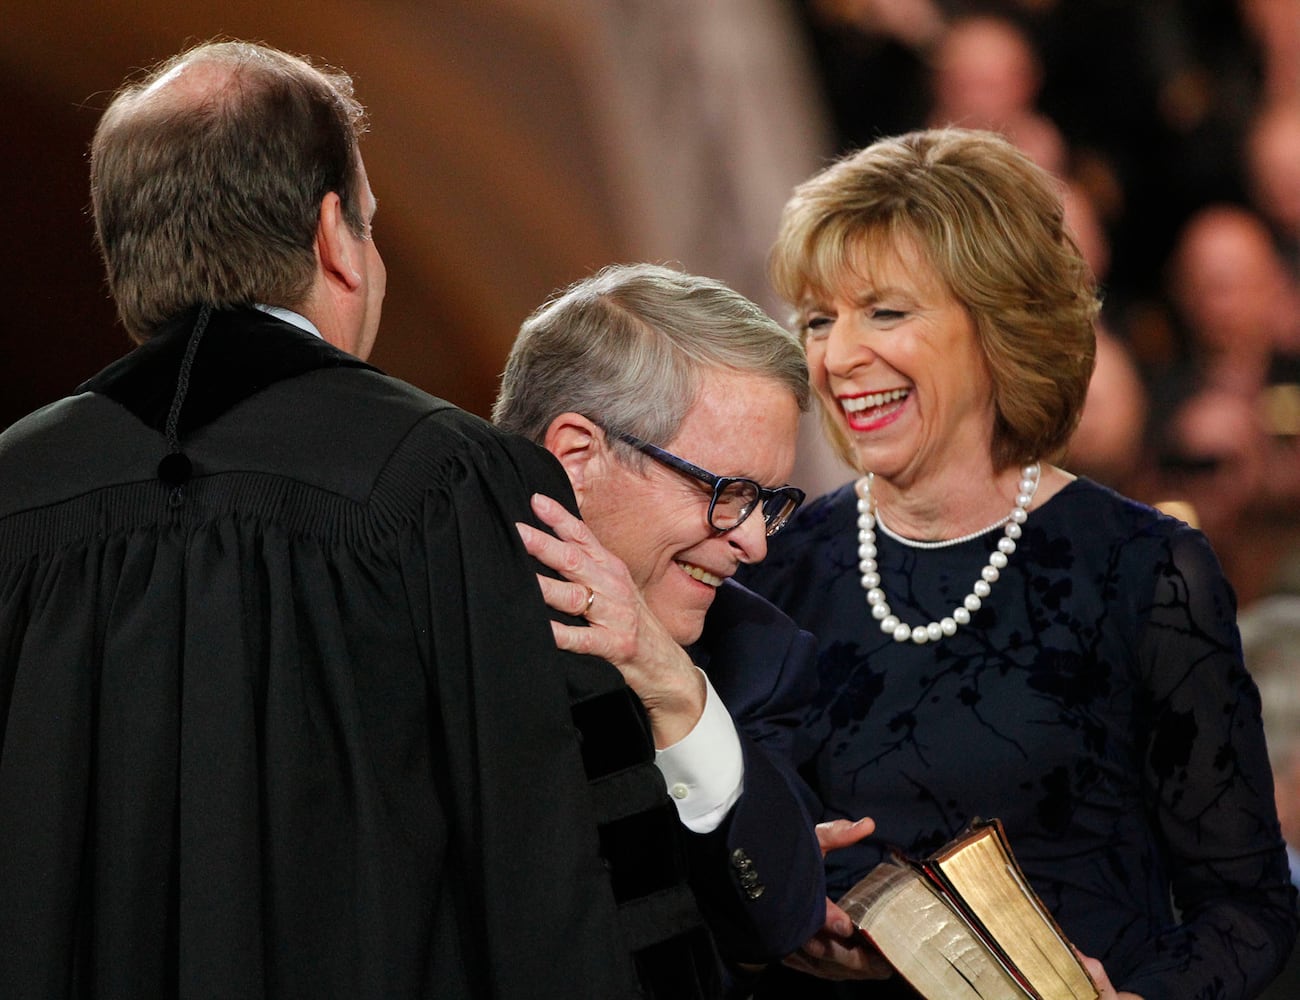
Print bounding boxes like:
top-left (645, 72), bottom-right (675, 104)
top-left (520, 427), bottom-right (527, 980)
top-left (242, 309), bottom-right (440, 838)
top-left (582, 370), bottom-right (801, 646)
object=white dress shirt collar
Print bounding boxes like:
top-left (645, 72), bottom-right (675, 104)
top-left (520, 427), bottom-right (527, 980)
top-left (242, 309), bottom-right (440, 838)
top-left (254, 304), bottom-right (324, 341)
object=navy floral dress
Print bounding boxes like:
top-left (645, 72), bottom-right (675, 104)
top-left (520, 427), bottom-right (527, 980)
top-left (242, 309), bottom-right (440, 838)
top-left (740, 477), bottom-right (1297, 999)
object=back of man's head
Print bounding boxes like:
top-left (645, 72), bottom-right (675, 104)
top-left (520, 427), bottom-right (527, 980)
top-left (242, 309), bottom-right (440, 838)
top-left (91, 40), bottom-right (369, 342)
top-left (493, 263), bottom-right (809, 452)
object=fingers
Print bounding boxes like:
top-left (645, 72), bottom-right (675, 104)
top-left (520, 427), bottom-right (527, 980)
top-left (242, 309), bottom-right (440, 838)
top-left (529, 492), bottom-right (593, 545)
top-left (781, 952), bottom-right (825, 977)
top-left (782, 932), bottom-right (895, 982)
top-left (516, 493), bottom-right (598, 580)
top-left (823, 899), bottom-right (855, 939)
top-left (815, 816), bottom-right (876, 855)
top-left (549, 618), bottom-right (600, 656)
top-left (531, 575), bottom-right (600, 642)
top-left (781, 952), bottom-right (820, 977)
top-left (515, 496), bottom-right (656, 671)
top-left (517, 494), bottom-right (625, 593)
top-left (516, 519), bottom-right (582, 579)
top-left (1077, 952), bottom-right (1118, 998)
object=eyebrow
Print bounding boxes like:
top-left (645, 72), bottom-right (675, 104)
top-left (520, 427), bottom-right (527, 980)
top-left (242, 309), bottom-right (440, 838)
top-left (801, 288), bottom-right (896, 312)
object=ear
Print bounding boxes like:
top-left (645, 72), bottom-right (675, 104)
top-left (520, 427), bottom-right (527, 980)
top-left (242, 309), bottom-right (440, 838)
top-left (542, 412), bottom-right (605, 506)
top-left (315, 191), bottom-right (362, 292)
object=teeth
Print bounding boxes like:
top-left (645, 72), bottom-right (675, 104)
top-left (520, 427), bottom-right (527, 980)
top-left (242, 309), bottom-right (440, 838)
top-left (678, 562), bottom-right (723, 587)
top-left (842, 389), bottom-right (908, 413)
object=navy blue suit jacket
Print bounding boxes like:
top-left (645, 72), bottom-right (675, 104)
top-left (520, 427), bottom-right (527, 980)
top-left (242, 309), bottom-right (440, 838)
top-left (684, 579), bottom-right (826, 965)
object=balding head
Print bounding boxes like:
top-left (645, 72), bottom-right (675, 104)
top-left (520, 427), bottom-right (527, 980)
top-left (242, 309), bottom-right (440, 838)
top-left (91, 40), bottom-right (369, 341)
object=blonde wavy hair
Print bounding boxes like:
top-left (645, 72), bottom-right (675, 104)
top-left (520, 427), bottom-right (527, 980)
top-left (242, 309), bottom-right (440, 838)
top-left (770, 127), bottom-right (1099, 470)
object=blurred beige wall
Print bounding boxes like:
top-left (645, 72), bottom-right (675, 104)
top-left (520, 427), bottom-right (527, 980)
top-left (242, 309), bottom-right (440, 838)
top-left (1, 0), bottom-right (847, 491)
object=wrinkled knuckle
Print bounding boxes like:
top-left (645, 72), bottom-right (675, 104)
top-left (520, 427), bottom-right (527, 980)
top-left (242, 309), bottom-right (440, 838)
top-left (569, 517), bottom-right (597, 545)
top-left (557, 545), bottom-right (585, 575)
top-left (610, 635), bottom-right (637, 663)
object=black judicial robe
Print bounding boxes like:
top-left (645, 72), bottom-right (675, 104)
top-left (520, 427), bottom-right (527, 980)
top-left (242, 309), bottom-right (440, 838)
top-left (0, 308), bottom-right (715, 998)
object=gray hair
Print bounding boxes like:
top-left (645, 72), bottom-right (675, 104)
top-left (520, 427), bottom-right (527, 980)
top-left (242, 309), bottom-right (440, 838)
top-left (493, 263), bottom-right (809, 455)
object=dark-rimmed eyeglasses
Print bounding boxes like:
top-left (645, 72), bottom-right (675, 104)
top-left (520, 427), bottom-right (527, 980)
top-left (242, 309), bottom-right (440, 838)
top-left (611, 429), bottom-right (805, 536)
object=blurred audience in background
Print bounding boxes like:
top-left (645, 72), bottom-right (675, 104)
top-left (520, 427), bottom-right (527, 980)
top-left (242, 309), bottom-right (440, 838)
top-left (790, 0), bottom-right (1300, 608)
top-left (1244, 591), bottom-right (1300, 1000)
top-left (1242, 0), bottom-right (1300, 104)
top-left (1064, 160), bottom-right (1149, 500)
top-left (1244, 593), bottom-right (1300, 884)
top-left (5, 0), bottom-right (1300, 662)
top-left (1069, 329), bottom-right (1149, 499)
top-left (1145, 386), bottom-right (1271, 598)
top-left (1143, 204), bottom-right (1300, 602)
top-left (1155, 204), bottom-right (1300, 403)
top-left (926, 12), bottom-right (1066, 173)
top-left (1247, 100), bottom-right (1300, 279)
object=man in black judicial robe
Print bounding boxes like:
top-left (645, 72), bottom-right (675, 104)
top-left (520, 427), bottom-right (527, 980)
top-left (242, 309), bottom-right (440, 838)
top-left (0, 41), bottom-right (718, 999)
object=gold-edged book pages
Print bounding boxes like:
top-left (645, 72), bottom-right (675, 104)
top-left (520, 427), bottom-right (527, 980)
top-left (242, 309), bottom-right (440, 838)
top-left (839, 862), bottom-right (1033, 999)
top-left (837, 819), bottom-right (1100, 1000)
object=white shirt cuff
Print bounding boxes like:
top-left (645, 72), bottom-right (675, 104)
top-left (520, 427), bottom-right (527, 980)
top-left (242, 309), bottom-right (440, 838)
top-left (654, 671), bottom-right (744, 834)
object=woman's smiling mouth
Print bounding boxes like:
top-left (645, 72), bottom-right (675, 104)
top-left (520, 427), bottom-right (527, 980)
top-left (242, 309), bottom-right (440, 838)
top-left (839, 389), bottom-right (909, 429)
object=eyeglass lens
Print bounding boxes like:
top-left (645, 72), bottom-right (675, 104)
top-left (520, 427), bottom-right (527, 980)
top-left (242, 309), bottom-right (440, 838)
top-left (710, 481), bottom-right (761, 531)
top-left (710, 481), bottom-right (800, 535)
top-left (761, 492), bottom-right (800, 533)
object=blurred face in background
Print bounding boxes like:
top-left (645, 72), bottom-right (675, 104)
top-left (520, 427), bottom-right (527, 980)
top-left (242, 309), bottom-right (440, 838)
top-left (1169, 206), bottom-right (1293, 357)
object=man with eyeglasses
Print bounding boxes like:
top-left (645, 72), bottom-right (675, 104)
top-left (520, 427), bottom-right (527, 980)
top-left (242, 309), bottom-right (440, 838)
top-left (494, 263), bottom-right (870, 992)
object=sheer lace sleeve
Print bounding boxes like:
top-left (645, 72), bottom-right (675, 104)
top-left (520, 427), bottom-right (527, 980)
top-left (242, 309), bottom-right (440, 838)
top-left (1128, 525), bottom-right (1298, 999)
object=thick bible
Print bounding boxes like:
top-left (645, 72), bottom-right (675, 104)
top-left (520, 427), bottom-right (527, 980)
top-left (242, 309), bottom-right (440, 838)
top-left (837, 819), bottom-right (1099, 1000)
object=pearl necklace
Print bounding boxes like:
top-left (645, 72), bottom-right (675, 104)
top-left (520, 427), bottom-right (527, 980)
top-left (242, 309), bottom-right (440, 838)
top-left (856, 463), bottom-right (1041, 645)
